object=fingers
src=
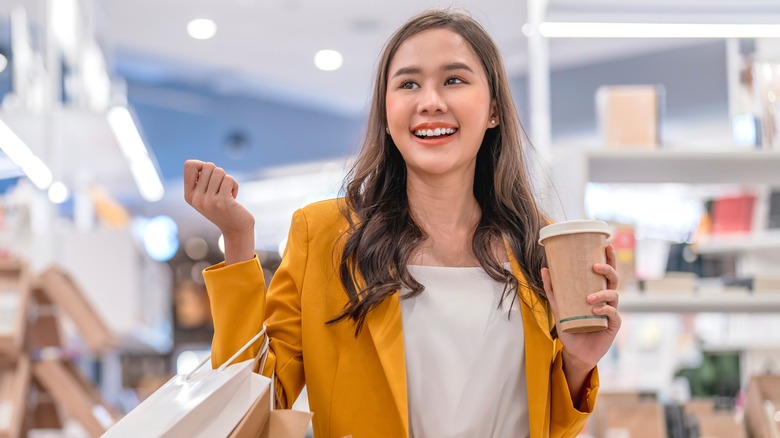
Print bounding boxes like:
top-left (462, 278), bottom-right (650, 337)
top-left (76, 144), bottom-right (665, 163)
top-left (594, 260), bottom-right (619, 290)
top-left (183, 160), bottom-right (204, 203)
top-left (220, 174), bottom-right (238, 200)
top-left (208, 166), bottom-right (226, 196)
top-left (589, 287), bottom-right (621, 330)
top-left (541, 267), bottom-right (559, 315)
top-left (587, 289), bottom-right (619, 309)
top-left (605, 244), bottom-right (616, 269)
top-left (592, 303), bottom-right (622, 329)
top-left (183, 161), bottom-right (236, 205)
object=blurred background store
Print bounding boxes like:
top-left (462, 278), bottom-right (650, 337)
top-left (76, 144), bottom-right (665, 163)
top-left (1, 0), bottom-right (780, 437)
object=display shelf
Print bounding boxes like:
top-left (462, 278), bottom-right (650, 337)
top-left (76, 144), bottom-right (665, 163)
top-left (586, 149), bottom-right (780, 185)
top-left (619, 292), bottom-right (780, 313)
top-left (695, 231), bottom-right (780, 254)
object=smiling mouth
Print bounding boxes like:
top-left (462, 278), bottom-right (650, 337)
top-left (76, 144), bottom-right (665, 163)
top-left (413, 127), bottom-right (458, 139)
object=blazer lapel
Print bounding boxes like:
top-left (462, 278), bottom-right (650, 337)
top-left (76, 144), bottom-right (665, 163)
top-left (365, 291), bottom-right (409, 436)
top-left (505, 239), bottom-right (554, 437)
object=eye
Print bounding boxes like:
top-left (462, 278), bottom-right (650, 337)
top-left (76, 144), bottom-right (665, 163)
top-left (445, 76), bottom-right (465, 85)
top-left (399, 80), bottom-right (419, 90)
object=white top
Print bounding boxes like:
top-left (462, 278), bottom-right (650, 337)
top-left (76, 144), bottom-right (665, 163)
top-left (400, 265), bottom-right (529, 438)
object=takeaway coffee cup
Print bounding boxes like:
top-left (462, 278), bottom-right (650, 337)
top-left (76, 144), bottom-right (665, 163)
top-left (539, 220), bottom-right (612, 334)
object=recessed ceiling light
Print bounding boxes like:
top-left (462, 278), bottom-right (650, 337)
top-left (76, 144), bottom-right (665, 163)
top-left (187, 18), bottom-right (217, 40)
top-left (48, 181), bottom-right (69, 204)
top-left (314, 49), bottom-right (343, 71)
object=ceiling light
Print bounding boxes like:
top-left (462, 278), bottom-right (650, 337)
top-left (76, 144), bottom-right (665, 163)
top-left (48, 181), bottom-right (70, 204)
top-left (0, 53), bottom-right (7, 73)
top-left (51, 0), bottom-right (78, 56)
top-left (538, 22), bottom-right (780, 39)
top-left (0, 117), bottom-right (52, 190)
top-left (107, 106), bottom-right (165, 202)
top-left (314, 49), bottom-right (343, 71)
top-left (187, 19), bottom-right (217, 40)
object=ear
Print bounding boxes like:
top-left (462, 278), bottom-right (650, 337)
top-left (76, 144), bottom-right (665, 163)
top-left (488, 100), bottom-right (500, 128)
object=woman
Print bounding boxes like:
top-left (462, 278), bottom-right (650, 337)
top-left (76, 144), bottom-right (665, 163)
top-left (184, 9), bottom-right (620, 438)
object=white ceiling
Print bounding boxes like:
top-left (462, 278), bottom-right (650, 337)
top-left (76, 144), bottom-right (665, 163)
top-left (91, 0), bottom-right (713, 115)
top-left (2, 0), bottom-right (746, 115)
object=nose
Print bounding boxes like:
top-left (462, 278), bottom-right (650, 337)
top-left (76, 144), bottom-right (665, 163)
top-left (417, 86), bottom-right (447, 115)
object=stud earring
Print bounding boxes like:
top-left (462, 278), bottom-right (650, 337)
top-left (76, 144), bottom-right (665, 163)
top-left (386, 127), bottom-right (390, 135)
top-left (490, 119), bottom-right (496, 126)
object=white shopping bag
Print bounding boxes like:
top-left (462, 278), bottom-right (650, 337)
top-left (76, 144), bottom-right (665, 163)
top-left (103, 327), bottom-right (271, 438)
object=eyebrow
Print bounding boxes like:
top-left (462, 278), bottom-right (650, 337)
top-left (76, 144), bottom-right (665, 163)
top-left (391, 62), bottom-right (475, 78)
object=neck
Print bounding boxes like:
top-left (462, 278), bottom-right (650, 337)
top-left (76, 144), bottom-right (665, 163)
top-left (406, 170), bottom-right (480, 234)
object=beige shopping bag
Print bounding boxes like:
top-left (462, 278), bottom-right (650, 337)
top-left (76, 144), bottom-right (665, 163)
top-left (227, 384), bottom-right (312, 438)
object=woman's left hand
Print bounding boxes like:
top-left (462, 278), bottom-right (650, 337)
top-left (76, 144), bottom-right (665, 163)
top-left (541, 244), bottom-right (622, 371)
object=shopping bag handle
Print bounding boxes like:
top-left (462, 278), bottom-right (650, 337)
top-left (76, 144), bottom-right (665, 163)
top-left (186, 324), bottom-right (268, 380)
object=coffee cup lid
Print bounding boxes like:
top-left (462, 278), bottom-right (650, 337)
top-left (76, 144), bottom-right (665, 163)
top-left (538, 220), bottom-right (611, 245)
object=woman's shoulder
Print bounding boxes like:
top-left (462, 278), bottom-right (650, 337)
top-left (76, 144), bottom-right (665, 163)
top-left (296, 197), bottom-right (350, 234)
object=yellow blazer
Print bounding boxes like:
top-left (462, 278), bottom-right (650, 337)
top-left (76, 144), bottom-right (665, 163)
top-left (205, 199), bottom-right (598, 438)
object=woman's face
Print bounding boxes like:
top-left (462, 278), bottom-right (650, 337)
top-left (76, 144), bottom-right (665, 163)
top-left (385, 28), bottom-right (497, 181)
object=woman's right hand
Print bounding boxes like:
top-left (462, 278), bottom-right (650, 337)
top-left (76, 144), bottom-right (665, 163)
top-left (184, 160), bottom-right (256, 264)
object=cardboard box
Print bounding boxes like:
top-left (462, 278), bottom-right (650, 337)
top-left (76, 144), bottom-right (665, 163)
top-left (745, 374), bottom-right (780, 438)
top-left (596, 85), bottom-right (663, 149)
top-left (0, 357), bottom-right (30, 438)
top-left (684, 399), bottom-right (746, 438)
top-left (33, 358), bottom-right (118, 437)
top-left (38, 266), bottom-right (117, 353)
top-left (0, 260), bottom-right (30, 360)
top-left (643, 272), bottom-right (697, 294)
top-left (590, 393), bottom-right (667, 438)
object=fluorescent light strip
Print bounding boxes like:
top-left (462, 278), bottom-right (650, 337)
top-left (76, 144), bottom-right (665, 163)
top-left (0, 118), bottom-right (52, 189)
top-left (107, 106), bottom-right (165, 202)
top-left (538, 22), bottom-right (780, 38)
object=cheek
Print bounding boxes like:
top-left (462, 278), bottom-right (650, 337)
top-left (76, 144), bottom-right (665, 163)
top-left (385, 96), bottom-right (404, 126)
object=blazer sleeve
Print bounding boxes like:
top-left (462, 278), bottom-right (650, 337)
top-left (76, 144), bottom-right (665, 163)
top-left (549, 338), bottom-right (600, 437)
top-left (204, 208), bottom-right (309, 409)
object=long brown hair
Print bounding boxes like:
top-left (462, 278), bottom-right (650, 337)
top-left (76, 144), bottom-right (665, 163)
top-left (331, 9), bottom-right (548, 335)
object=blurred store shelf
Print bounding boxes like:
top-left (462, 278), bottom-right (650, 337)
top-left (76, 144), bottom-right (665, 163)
top-left (619, 292), bottom-right (780, 313)
top-left (587, 149), bottom-right (780, 185)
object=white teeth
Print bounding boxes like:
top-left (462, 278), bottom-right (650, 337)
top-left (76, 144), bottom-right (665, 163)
top-left (414, 127), bottom-right (457, 137)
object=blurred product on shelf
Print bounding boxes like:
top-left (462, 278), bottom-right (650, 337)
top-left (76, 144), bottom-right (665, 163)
top-left (675, 351), bottom-right (741, 399)
top-left (711, 193), bottom-right (757, 235)
top-left (745, 374), bottom-right (780, 438)
top-left (89, 186), bottom-right (131, 229)
top-left (755, 276), bottom-right (780, 293)
top-left (610, 224), bottom-right (636, 291)
top-left (754, 62), bottom-right (780, 150)
top-left (769, 190), bottom-right (780, 229)
top-left (174, 281), bottom-right (212, 330)
top-left (596, 84), bottom-right (664, 150)
top-left (643, 272), bottom-right (698, 295)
